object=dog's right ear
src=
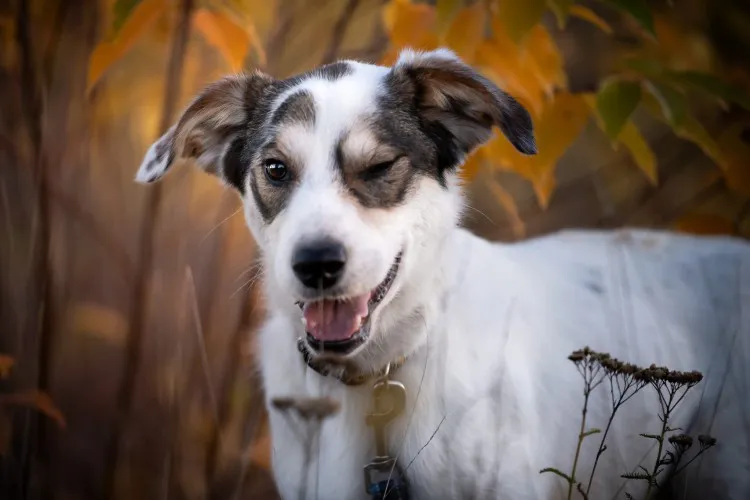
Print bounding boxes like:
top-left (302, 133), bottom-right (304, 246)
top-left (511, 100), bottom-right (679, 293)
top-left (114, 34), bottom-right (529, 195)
top-left (135, 71), bottom-right (275, 188)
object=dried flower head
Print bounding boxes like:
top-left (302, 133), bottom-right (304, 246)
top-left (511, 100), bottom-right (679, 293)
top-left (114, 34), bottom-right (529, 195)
top-left (668, 434), bottom-right (694, 450)
top-left (698, 434), bottom-right (717, 448)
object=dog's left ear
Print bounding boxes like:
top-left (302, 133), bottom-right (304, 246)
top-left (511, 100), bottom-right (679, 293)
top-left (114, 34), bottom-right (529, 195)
top-left (135, 71), bottom-right (275, 186)
top-left (391, 48), bottom-right (537, 159)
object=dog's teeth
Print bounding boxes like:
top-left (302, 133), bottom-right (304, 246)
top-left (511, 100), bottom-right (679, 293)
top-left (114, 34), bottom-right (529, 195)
top-left (300, 317), bottom-right (306, 326)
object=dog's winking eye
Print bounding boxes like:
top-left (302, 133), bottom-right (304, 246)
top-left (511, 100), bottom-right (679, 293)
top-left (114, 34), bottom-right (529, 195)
top-left (264, 159), bottom-right (288, 183)
top-left (361, 156), bottom-right (403, 181)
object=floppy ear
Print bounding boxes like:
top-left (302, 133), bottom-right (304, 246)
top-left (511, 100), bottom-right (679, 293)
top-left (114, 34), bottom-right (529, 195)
top-left (135, 71), bottom-right (275, 188)
top-left (391, 48), bottom-right (536, 160)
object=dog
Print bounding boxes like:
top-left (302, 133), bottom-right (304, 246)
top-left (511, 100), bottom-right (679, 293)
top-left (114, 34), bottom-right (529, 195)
top-left (136, 48), bottom-right (750, 499)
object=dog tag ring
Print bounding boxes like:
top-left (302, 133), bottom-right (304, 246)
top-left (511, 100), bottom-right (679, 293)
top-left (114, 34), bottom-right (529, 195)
top-left (364, 366), bottom-right (409, 499)
top-left (366, 378), bottom-right (407, 457)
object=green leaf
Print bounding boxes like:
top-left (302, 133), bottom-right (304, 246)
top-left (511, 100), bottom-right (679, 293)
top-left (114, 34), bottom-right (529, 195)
top-left (639, 433), bottom-right (663, 442)
top-left (644, 81), bottom-right (687, 127)
top-left (498, 0), bottom-right (548, 43)
top-left (113, 0), bottom-right (143, 34)
top-left (581, 428), bottom-right (602, 438)
top-left (547, 0), bottom-right (576, 27)
top-left (665, 71), bottom-right (750, 110)
top-left (595, 79), bottom-right (642, 139)
top-left (599, 0), bottom-right (655, 36)
top-left (540, 467), bottom-right (574, 484)
top-left (623, 57), bottom-right (664, 78)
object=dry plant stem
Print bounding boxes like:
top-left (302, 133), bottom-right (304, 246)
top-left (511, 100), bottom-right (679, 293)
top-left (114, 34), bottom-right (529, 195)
top-left (15, 0), bottom-right (56, 496)
top-left (569, 384), bottom-right (591, 500)
top-left (102, 0), bottom-right (194, 497)
top-left (585, 375), bottom-right (647, 496)
top-left (320, 0), bottom-right (361, 64)
top-left (643, 379), bottom-right (699, 498)
top-left (567, 358), bottom-right (604, 500)
top-left (644, 412), bottom-right (670, 498)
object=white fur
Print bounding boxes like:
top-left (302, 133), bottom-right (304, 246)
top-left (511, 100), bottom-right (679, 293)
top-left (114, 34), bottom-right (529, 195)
top-left (254, 61), bottom-right (750, 499)
top-left (137, 51), bottom-right (750, 499)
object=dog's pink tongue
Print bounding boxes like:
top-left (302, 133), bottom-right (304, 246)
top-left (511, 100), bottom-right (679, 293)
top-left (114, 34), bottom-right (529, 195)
top-left (304, 294), bottom-right (370, 341)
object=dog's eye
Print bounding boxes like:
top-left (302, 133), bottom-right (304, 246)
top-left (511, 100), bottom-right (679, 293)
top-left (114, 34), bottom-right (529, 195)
top-left (362, 157), bottom-right (400, 180)
top-left (264, 159), bottom-right (288, 182)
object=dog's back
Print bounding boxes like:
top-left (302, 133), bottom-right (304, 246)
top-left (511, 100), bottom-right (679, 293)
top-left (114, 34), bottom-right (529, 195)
top-left (438, 228), bottom-right (749, 499)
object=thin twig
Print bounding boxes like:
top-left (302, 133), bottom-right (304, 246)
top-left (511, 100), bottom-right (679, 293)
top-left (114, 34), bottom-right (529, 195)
top-left (320, 0), bottom-right (360, 65)
top-left (103, 0), bottom-right (195, 497)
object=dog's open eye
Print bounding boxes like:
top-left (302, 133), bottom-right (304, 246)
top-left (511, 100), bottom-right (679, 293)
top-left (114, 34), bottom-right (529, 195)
top-left (361, 156), bottom-right (402, 180)
top-left (264, 159), bottom-right (288, 183)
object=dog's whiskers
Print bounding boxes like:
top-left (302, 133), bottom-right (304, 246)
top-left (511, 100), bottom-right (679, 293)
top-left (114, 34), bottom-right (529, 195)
top-left (230, 267), bottom-right (265, 299)
top-left (200, 205), bottom-right (243, 246)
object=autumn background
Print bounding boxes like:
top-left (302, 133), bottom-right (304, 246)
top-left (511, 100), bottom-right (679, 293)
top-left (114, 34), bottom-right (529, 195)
top-left (1, 0), bottom-right (749, 498)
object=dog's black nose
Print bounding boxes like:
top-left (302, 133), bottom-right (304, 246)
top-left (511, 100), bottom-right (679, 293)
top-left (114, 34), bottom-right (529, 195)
top-left (292, 240), bottom-right (347, 289)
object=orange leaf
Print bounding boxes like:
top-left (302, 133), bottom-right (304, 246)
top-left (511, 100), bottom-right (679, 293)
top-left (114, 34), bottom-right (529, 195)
top-left (476, 38), bottom-right (544, 117)
top-left (675, 214), bottom-right (736, 236)
top-left (87, 0), bottom-right (166, 91)
top-left (193, 8), bottom-right (251, 72)
top-left (444, 3), bottom-right (485, 62)
top-left (487, 181), bottom-right (526, 239)
top-left (569, 5), bottom-right (613, 34)
top-left (521, 25), bottom-right (566, 96)
top-left (460, 149), bottom-right (485, 181)
top-left (213, 3), bottom-right (266, 67)
top-left (476, 15), bottom-right (564, 118)
top-left (0, 354), bottom-right (14, 379)
top-left (382, 0), bottom-right (438, 55)
top-left (0, 391), bottom-right (67, 428)
top-left (481, 92), bottom-right (590, 208)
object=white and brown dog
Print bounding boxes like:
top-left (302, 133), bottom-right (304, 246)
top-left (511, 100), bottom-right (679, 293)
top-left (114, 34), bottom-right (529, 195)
top-left (136, 49), bottom-right (750, 499)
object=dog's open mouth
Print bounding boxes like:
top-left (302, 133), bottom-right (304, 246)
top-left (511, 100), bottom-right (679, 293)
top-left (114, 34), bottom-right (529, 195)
top-left (297, 252), bottom-right (402, 354)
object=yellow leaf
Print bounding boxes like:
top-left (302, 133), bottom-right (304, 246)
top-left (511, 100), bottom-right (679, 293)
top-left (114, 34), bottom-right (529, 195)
top-left (614, 120), bottom-right (657, 184)
top-left (675, 214), bottom-right (735, 236)
top-left (482, 92), bottom-right (590, 207)
top-left (569, 5), bottom-right (613, 34)
top-left (68, 303), bottom-right (128, 345)
top-left (521, 25), bottom-right (566, 95)
top-left (488, 181), bottom-right (526, 239)
top-left (436, 0), bottom-right (463, 35)
top-left (87, 0), bottom-right (167, 91)
top-left (193, 8), bottom-right (251, 72)
top-left (0, 354), bottom-right (14, 379)
top-left (444, 4), bottom-right (485, 62)
top-left (0, 391), bottom-right (67, 428)
top-left (496, 0), bottom-right (547, 43)
top-left (382, 0), bottom-right (438, 54)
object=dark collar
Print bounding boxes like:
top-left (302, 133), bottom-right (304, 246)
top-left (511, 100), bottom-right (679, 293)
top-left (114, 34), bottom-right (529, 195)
top-left (297, 338), bottom-right (407, 386)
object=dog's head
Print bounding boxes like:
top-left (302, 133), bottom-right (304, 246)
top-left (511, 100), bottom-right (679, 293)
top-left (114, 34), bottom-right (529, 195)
top-left (136, 49), bottom-right (535, 365)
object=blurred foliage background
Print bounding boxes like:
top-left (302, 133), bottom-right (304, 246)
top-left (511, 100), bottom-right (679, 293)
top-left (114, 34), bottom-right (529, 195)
top-left (0, 0), bottom-right (749, 498)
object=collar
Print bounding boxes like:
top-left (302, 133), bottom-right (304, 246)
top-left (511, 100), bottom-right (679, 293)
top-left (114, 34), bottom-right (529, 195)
top-left (297, 338), bottom-right (407, 386)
